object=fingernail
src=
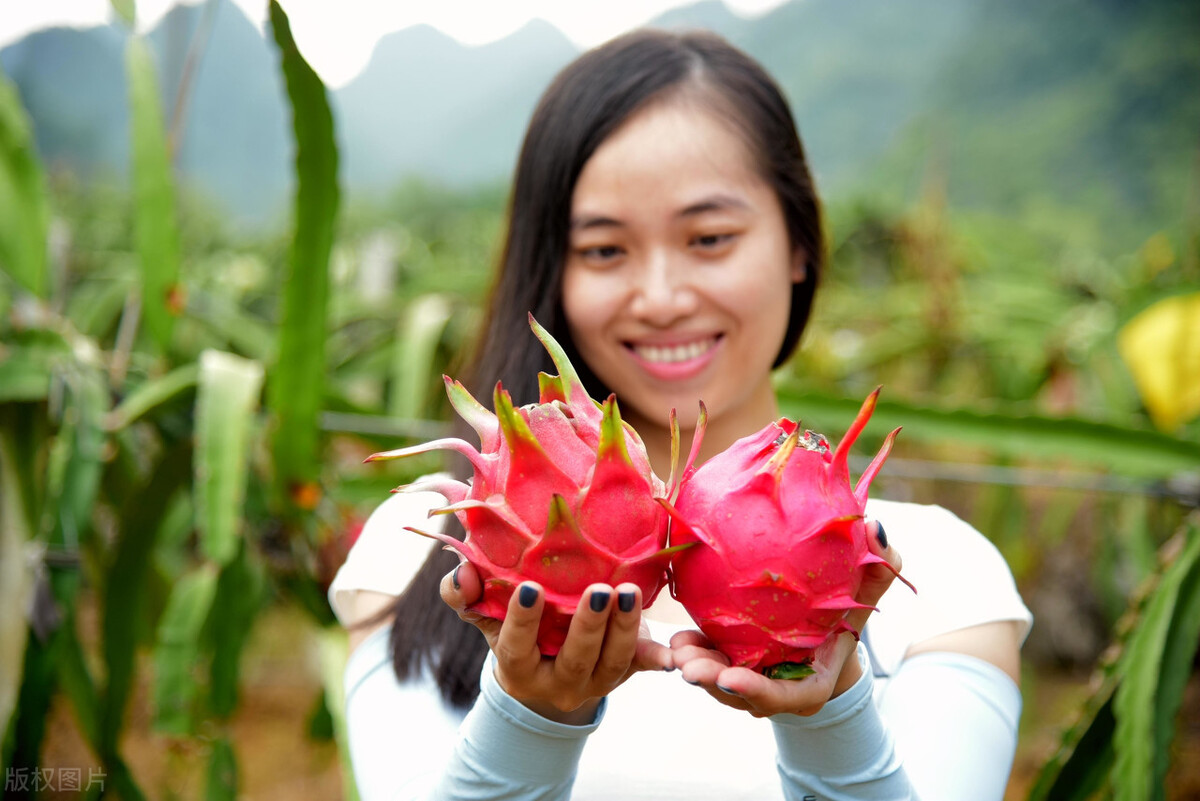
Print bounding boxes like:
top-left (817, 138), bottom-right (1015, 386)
top-left (662, 665), bottom-right (676, 673)
top-left (451, 564), bottom-right (461, 590)
top-left (716, 684), bottom-right (740, 696)
top-left (876, 522), bottom-right (888, 550)
top-left (518, 585), bottom-right (538, 608)
top-left (590, 590), bottom-right (611, 612)
top-left (617, 590), bottom-right (636, 613)
top-left (685, 678), bottom-right (700, 686)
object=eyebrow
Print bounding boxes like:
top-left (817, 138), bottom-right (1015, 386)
top-left (679, 194), bottom-right (752, 217)
top-left (569, 214), bottom-right (623, 231)
top-left (570, 194), bottom-right (751, 231)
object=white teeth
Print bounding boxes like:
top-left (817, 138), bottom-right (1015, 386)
top-left (634, 338), bottom-right (715, 364)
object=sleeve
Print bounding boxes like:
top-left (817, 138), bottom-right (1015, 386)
top-left (865, 500), bottom-right (1033, 677)
top-left (344, 628), bottom-right (466, 800)
top-left (328, 478), bottom-right (449, 626)
top-left (770, 645), bottom-right (913, 801)
top-left (433, 655), bottom-right (605, 801)
top-left (876, 651), bottom-right (1022, 801)
top-left (770, 645), bottom-right (1022, 801)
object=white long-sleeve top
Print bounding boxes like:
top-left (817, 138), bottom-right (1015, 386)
top-left (332, 490), bottom-right (1033, 800)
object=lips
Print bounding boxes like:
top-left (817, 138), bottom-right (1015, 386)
top-left (625, 334), bottom-right (722, 380)
top-left (631, 336), bottom-right (719, 364)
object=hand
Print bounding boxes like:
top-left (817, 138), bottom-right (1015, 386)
top-left (440, 563), bottom-right (672, 724)
top-left (670, 520), bottom-right (902, 718)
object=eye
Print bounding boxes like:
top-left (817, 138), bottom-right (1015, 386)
top-left (575, 244), bottom-right (626, 266)
top-left (691, 232), bottom-right (736, 252)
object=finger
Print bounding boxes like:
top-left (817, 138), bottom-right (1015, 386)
top-left (845, 520), bottom-right (904, 633)
top-left (493, 581), bottom-right (545, 674)
top-left (729, 632), bottom-right (861, 717)
top-left (591, 584), bottom-right (643, 683)
top-left (865, 520), bottom-right (903, 581)
top-left (633, 636), bottom-right (674, 673)
top-left (439, 562), bottom-right (500, 640)
top-left (683, 662), bottom-right (753, 713)
top-left (669, 629), bottom-right (712, 650)
top-left (675, 647), bottom-right (732, 687)
top-left (440, 561), bottom-right (482, 609)
top-left (553, 584), bottom-right (615, 686)
top-left (717, 665), bottom-right (827, 717)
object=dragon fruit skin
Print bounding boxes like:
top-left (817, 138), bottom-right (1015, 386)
top-left (663, 389), bottom-right (909, 674)
top-left (366, 314), bottom-right (680, 655)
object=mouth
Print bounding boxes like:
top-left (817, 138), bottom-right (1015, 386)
top-left (629, 335), bottom-right (721, 364)
top-left (624, 334), bottom-right (723, 380)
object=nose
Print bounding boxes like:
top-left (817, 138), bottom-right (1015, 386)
top-left (629, 248), bottom-right (699, 326)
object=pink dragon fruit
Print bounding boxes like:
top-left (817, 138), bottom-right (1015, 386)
top-left (663, 389), bottom-right (912, 678)
top-left (367, 314), bottom-right (682, 655)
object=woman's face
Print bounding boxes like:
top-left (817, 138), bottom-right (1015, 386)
top-left (562, 97), bottom-right (804, 441)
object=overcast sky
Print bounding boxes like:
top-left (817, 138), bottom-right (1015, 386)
top-left (1, 0), bottom-right (788, 87)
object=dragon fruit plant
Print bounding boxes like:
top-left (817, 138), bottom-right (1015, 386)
top-left (367, 314), bottom-right (684, 655)
top-left (662, 389), bottom-right (913, 679)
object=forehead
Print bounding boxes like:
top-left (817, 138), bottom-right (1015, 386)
top-left (573, 99), bottom-right (766, 209)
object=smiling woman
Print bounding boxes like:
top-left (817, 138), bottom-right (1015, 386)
top-left (328, 27), bottom-right (1031, 801)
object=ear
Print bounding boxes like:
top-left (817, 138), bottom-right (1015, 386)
top-left (790, 248), bottom-right (807, 284)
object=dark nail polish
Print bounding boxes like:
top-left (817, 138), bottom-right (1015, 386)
top-left (590, 590), bottom-right (611, 612)
top-left (876, 522), bottom-right (888, 550)
top-left (519, 585), bottom-right (538, 608)
top-left (663, 666), bottom-right (676, 672)
top-left (685, 678), bottom-right (700, 686)
top-left (717, 684), bottom-right (740, 696)
top-left (618, 590), bottom-right (636, 613)
top-left (451, 564), bottom-right (461, 590)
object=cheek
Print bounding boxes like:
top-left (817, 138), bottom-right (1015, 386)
top-left (561, 266), bottom-right (597, 335)
top-left (561, 267), bottom-right (618, 361)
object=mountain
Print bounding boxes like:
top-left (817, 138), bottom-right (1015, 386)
top-left (146, 0), bottom-right (291, 223)
top-left (872, 0), bottom-right (1200, 243)
top-left (1, 0), bottom-right (1196, 243)
top-left (0, 24), bottom-right (129, 178)
top-left (334, 18), bottom-right (577, 192)
top-left (0, 0), bottom-right (289, 224)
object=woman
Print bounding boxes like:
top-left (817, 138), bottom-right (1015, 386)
top-left (331, 29), bottom-right (1031, 800)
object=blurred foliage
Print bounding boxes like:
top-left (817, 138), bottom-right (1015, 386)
top-left (2, 0), bottom-right (1200, 798)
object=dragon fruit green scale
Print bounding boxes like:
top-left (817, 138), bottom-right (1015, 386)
top-left (663, 389), bottom-right (912, 675)
top-left (366, 314), bottom-right (679, 656)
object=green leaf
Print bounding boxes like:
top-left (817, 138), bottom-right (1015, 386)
top-left (100, 444), bottom-right (191, 753)
top-left (126, 37), bottom-right (182, 351)
top-left (106, 362), bottom-right (199, 430)
top-left (1152, 521), bottom-right (1200, 785)
top-left (196, 351), bottom-right (264, 566)
top-left (153, 564), bottom-right (219, 735)
top-left (205, 736), bottom-right (238, 801)
top-left (1028, 696), bottom-right (1116, 801)
top-left (775, 386), bottom-right (1200, 479)
top-left (39, 367), bottom-right (107, 551)
top-left (1112, 524), bottom-right (1200, 800)
top-left (67, 277), bottom-right (135, 340)
top-left (390, 294), bottom-right (453, 420)
top-left (0, 66), bottom-right (49, 297)
top-left (206, 543), bottom-right (263, 719)
top-left (1021, 520), bottom-right (1199, 801)
top-left (0, 433), bottom-right (35, 746)
top-left (109, 0), bottom-right (136, 26)
top-left (8, 630), bottom-right (58, 780)
top-left (57, 619), bottom-right (102, 749)
top-left (0, 329), bottom-right (71, 403)
top-left (267, 0), bottom-right (340, 508)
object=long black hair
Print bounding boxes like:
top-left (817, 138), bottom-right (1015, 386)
top-left (388, 28), bottom-right (825, 709)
